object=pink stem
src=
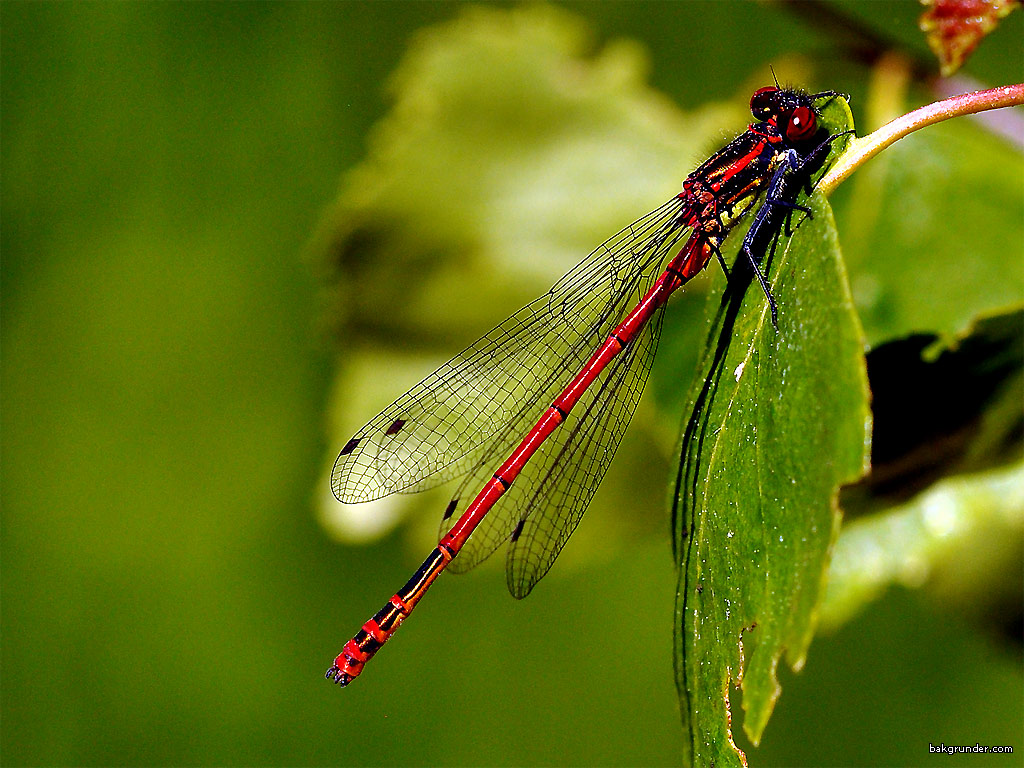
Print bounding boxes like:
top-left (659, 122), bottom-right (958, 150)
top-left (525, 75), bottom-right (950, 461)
top-left (820, 83), bottom-right (1024, 194)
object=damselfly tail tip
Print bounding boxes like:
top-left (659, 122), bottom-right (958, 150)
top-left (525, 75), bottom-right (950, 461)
top-left (325, 665), bottom-right (353, 686)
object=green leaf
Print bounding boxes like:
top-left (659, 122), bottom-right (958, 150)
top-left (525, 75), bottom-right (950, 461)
top-left (823, 461), bottom-right (1024, 631)
top-left (835, 116), bottom-right (1024, 345)
top-left (825, 306), bottom-right (1024, 628)
top-left (845, 307), bottom-right (1024, 508)
top-left (672, 158), bottom-right (871, 762)
top-left (313, 4), bottom-right (737, 345)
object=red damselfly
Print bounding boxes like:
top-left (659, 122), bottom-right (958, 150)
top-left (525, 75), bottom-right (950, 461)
top-left (326, 86), bottom-right (851, 687)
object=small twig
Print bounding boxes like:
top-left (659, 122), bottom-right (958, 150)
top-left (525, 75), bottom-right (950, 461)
top-left (820, 83), bottom-right (1024, 195)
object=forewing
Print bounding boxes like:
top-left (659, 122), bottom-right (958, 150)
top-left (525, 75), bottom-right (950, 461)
top-left (332, 197), bottom-right (690, 503)
top-left (440, 260), bottom-right (667, 585)
top-left (505, 307), bottom-right (665, 597)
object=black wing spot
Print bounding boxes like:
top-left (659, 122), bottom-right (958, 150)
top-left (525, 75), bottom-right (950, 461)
top-left (340, 438), bottom-right (361, 456)
top-left (385, 419), bottom-right (406, 436)
top-left (510, 519), bottom-right (526, 542)
top-left (442, 499), bottom-right (459, 521)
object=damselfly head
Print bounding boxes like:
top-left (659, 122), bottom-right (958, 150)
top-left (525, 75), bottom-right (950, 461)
top-left (749, 87), bottom-right (841, 146)
top-left (749, 86), bottom-right (782, 120)
top-left (783, 105), bottom-right (817, 142)
top-left (750, 87), bottom-right (817, 122)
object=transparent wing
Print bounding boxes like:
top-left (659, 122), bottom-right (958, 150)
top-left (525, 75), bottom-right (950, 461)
top-left (506, 309), bottom-right (665, 597)
top-left (438, 284), bottom-right (665, 594)
top-left (332, 196), bottom-right (692, 503)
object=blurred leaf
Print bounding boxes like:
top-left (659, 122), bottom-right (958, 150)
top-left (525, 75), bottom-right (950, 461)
top-left (316, 4), bottom-right (742, 544)
top-left (844, 307), bottom-right (1023, 508)
top-left (835, 109), bottom-right (1024, 344)
top-left (672, 100), bottom-right (871, 764)
top-left (823, 461), bottom-right (1024, 631)
top-left (919, 0), bottom-right (1021, 77)
top-left (313, 4), bottom-right (736, 345)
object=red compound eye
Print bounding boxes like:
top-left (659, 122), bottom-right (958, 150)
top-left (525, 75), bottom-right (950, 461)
top-left (749, 86), bottom-right (779, 120)
top-left (785, 105), bottom-right (817, 141)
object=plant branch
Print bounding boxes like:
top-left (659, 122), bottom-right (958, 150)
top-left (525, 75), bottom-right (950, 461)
top-left (820, 83), bottom-right (1024, 195)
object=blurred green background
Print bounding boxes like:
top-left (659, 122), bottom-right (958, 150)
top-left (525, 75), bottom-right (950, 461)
top-left (3, 2), bottom-right (1021, 766)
